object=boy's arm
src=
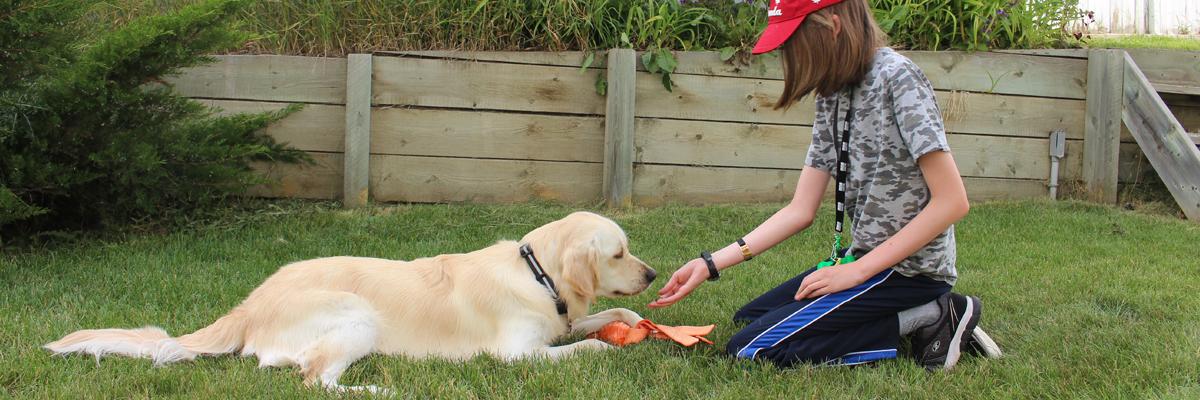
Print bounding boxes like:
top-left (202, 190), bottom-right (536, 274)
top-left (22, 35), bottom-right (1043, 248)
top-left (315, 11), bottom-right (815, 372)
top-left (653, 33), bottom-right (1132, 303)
top-left (649, 166), bottom-right (830, 308)
top-left (794, 151), bottom-right (968, 299)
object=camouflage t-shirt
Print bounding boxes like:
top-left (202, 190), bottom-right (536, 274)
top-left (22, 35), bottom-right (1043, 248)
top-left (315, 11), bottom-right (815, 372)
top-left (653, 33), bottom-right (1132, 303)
top-left (804, 47), bottom-right (958, 285)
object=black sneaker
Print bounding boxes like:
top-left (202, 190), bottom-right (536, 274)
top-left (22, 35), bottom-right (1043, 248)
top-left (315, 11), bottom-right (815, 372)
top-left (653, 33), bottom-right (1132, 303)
top-left (911, 292), bottom-right (981, 370)
top-left (963, 326), bottom-right (1002, 358)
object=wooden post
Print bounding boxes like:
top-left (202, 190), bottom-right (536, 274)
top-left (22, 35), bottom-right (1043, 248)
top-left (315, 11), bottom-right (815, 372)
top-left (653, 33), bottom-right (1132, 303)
top-left (1145, 0), bottom-right (1156, 35)
top-left (603, 49), bottom-right (636, 208)
top-left (343, 54), bottom-right (372, 208)
top-left (1121, 51), bottom-right (1200, 221)
top-left (1084, 49), bottom-right (1123, 203)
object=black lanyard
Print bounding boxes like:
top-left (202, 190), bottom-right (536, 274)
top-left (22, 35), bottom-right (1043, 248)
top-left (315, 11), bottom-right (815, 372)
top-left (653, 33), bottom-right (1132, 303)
top-left (831, 88), bottom-right (855, 259)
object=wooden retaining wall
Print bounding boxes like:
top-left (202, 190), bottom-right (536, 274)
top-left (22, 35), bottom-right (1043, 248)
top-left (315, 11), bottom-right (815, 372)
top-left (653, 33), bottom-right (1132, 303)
top-left (166, 49), bottom-right (1199, 206)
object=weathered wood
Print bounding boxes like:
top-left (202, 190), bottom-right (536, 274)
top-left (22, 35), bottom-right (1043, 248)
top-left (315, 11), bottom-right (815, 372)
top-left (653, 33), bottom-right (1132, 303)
top-left (197, 100), bottom-right (344, 152)
top-left (631, 164), bottom-right (1049, 206)
top-left (905, 51), bottom-right (1087, 99)
top-left (372, 57), bottom-right (605, 115)
top-left (634, 71), bottom-right (802, 124)
top-left (1121, 52), bottom-right (1200, 220)
top-left (170, 55), bottom-right (346, 103)
top-left (248, 152), bottom-right (343, 200)
top-left (380, 50), bottom-right (1197, 98)
top-left (343, 54), bottom-right (372, 207)
top-left (635, 118), bottom-right (1082, 180)
top-left (370, 155), bottom-right (601, 203)
top-left (371, 108), bottom-right (603, 162)
top-left (993, 49), bottom-right (1090, 59)
top-left (375, 51), bottom-right (603, 69)
top-left (635, 73), bottom-right (1084, 137)
top-left (1121, 103), bottom-right (1200, 143)
top-left (647, 51), bottom-right (1087, 99)
top-left (1124, 49), bottom-right (1200, 94)
top-left (1084, 49), bottom-right (1123, 203)
top-left (604, 49), bottom-right (637, 208)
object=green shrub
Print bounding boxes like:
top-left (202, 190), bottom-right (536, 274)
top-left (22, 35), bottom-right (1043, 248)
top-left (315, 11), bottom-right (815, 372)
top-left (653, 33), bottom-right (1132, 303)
top-left (85, 0), bottom-right (1078, 54)
top-left (0, 0), bottom-right (306, 242)
top-left (871, 0), bottom-right (1081, 51)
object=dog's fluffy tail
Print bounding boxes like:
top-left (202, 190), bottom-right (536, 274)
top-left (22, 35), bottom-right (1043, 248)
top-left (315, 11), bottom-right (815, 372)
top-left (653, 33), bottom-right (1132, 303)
top-left (44, 309), bottom-right (248, 365)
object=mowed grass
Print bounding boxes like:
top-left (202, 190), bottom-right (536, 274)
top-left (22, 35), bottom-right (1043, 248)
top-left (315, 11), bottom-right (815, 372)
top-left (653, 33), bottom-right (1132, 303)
top-left (2, 201), bottom-right (1198, 399)
top-left (1086, 35), bottom-right (1200, 51)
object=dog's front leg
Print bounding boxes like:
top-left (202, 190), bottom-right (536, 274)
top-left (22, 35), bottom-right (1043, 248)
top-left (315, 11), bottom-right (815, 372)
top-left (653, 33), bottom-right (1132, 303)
top-left (570, 308), bottom-right (644, 335)
top-left (538, 339), bottom-right (615, 361)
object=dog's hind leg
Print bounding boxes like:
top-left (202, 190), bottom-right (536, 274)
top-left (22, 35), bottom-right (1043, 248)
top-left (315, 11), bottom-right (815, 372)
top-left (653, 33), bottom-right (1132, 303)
top-left (252, 290), bottom-right (389, 395)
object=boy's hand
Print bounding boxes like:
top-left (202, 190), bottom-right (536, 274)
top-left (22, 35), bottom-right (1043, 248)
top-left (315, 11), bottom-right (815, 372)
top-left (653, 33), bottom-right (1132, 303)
top-left (648, 258), bottom-right (710, 308)
top-left (795, 263), bottom-right (867, 300)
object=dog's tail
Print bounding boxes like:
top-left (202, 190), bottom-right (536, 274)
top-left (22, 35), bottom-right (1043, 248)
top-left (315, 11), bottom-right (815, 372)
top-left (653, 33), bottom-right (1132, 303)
top-left (44, 309), bottom-right (248, 365)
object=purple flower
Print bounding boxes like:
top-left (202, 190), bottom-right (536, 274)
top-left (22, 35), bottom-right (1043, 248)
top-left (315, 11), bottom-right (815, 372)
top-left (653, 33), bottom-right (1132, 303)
top-left (996, 9), bottom-right (1007, 17)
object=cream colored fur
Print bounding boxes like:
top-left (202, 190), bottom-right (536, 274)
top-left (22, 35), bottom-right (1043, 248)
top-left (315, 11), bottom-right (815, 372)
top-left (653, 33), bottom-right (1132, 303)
top-left (45, 212), bottom-right (655, 394)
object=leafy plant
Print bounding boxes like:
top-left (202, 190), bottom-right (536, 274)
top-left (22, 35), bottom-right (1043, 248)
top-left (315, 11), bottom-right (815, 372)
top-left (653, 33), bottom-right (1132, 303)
top-left (0, 0), bottom-right (306, 241)
top-left (870, 0), bottom-right (1081, 51)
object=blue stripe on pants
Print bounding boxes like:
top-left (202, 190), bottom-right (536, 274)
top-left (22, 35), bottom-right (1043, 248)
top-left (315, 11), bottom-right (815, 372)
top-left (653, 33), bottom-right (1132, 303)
top-left (826, 349), bottom-right (899, 366)
top-left (734, 269), bottom-right (894, 359)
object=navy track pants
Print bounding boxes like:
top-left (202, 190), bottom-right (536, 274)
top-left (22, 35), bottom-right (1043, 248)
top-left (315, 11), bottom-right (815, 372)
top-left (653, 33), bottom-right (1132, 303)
top-left (726, 266), bottom-right (951, 367)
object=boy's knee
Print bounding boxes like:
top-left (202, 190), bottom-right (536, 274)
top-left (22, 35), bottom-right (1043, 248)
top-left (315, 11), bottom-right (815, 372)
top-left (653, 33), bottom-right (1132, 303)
top-left (724, 327), bottom-right (758, 358)
top-left (731, 306), bottom-right (757, 325)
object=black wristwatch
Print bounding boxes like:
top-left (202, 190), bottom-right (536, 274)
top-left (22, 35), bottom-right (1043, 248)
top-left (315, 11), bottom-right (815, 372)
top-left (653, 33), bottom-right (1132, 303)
top-left (700, 251), bottom-right (720, 281)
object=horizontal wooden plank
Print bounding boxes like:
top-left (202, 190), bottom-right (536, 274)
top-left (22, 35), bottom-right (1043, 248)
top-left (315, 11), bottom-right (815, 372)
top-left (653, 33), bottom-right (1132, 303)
top-left (372, 57), bottom-right (605, 115)
top-left (247, 152), bottom-right (342, 200)
top-left (1124, 49), bottom-right (1200, 92)
top-left (370, 156), bottom-right (601, 203)
top-left (634, 71), bottom-right (802, 124)
top-left (634, 118), bottom-right (808, 169)
top-left (376, 50), bottom-right (1086, 99)
top-left (375, 51), bottom-right (601, 69)
top-left (632, 164), bottom-right (1048, 205)
top-left (371, 108), bottom-right (603, 162)
top-left (197, 100), bottom-right (344, 153)
top-left (658, 51), bottom-right (1087, 99)
top-left (171, 55), bottom-right (346, 103)
top-left (635, 74), bottom-right (1083, 137)
top-left (633, 164), bottom-right (799, 206)
top-left (906, 51), bottom-right (1087, 99)
top-left (994, 49), bottom-right (1090, 58)
top-left (636, 118), bottom-right (1082, 180)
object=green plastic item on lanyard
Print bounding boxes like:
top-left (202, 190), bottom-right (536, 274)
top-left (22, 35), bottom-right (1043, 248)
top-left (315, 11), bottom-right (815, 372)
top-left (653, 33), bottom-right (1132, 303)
top-left (817, 88), bottom-right (855, 270)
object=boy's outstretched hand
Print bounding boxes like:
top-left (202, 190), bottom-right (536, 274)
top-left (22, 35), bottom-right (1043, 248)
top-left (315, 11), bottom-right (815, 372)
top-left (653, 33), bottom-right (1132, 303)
top-left (648, 258), bottom-right (711, 308)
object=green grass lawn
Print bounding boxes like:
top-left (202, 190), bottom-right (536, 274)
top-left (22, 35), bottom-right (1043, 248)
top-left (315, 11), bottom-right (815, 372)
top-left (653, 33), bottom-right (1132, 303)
top-left (2, 201), bottom-right (1198, 399)
top-left (1085, 35), bottom-right (1200, 51)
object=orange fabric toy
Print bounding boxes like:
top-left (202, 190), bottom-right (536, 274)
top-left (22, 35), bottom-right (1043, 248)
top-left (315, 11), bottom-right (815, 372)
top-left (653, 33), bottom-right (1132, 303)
top-left (587, 320), bottom-right (715, 347)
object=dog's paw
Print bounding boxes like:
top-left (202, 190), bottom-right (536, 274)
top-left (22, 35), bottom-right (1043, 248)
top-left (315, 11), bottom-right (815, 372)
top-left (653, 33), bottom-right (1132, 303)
top-left (577, 338), bottom-right (616, 351)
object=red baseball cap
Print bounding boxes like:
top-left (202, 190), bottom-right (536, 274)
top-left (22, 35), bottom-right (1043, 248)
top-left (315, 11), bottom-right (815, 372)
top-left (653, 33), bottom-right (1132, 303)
top-left (752, 0), bottom-right (848, 54)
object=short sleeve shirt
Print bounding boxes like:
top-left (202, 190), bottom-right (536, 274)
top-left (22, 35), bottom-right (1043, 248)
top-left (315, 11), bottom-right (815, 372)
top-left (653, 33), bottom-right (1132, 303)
top-left (804, 47), bottom-right (957, 285)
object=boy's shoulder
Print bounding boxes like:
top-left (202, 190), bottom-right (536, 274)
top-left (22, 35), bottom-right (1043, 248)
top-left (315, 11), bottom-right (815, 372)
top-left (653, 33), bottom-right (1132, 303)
top-left (871, 47), bottom-right (927, 85)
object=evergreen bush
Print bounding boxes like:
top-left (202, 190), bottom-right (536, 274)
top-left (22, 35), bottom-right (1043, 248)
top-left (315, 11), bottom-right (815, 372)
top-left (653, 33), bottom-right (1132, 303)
top-left (0, 0), bottom-right (306, 241)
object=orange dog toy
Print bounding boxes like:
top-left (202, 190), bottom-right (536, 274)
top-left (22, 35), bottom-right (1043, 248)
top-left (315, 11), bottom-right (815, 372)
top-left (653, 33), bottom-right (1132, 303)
top-left (587, 320), bottom-right (715, 347)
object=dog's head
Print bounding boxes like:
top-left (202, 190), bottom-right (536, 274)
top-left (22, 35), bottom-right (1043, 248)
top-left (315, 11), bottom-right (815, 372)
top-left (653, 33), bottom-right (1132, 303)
top-left (521, 211), bottom-right (656, 302)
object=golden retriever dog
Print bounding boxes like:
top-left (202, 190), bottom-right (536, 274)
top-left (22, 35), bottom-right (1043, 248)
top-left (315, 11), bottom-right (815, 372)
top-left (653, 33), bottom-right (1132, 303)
top-left (45, 211), bottom-right (655, 394)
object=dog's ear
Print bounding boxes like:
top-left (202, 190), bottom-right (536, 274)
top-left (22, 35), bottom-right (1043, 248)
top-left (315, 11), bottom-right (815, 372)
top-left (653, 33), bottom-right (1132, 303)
top-left (561, 236), bottom-right (598, 300)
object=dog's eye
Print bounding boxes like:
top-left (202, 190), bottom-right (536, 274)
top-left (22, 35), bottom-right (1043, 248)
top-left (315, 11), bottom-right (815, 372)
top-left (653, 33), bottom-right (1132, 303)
top-left (614, 252), bottom-right (624, 259)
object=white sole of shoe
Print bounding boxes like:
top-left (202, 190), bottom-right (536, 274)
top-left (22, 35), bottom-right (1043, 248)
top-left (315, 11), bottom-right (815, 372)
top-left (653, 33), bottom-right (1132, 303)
top-left (944, 296), bottom-right (976, 370)
top-left (970, 326), bottom-right (1003, 358)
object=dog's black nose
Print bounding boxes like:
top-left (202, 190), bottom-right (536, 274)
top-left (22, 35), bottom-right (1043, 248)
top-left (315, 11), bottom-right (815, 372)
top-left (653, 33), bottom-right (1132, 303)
top-left (644, 269), bottom-right (657, 283)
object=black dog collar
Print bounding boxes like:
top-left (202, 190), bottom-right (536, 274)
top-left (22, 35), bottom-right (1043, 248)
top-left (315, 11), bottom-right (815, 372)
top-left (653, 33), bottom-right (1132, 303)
top-left (519, 244), bottom-right (568, 316)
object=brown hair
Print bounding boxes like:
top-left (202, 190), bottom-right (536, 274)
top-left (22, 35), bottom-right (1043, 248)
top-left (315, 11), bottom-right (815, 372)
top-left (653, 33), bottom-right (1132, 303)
top-left (775, 0), bottom-right (887, 109)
